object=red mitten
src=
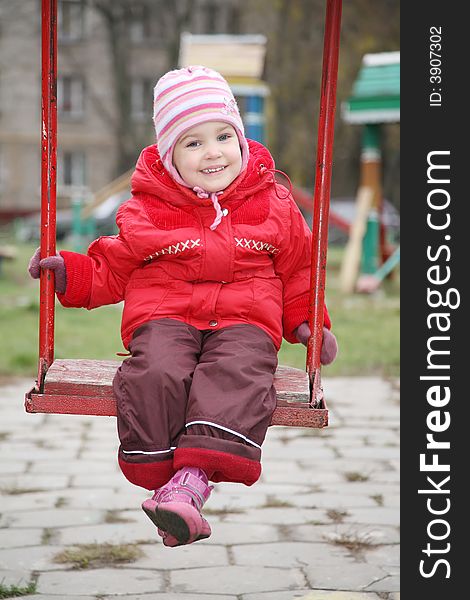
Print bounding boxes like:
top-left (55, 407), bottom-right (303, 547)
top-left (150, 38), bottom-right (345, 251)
top-left (28, 248), bottom-right (67, 294)
top-left (294, 322), bottom-right (338, 365)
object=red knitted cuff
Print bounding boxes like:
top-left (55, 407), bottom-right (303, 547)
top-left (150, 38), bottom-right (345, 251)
top-left (118, 456), bottom-right (175, 491)
top-left (57, 250), bottom-right (93, 307)
top-left (174, 448), bottom-right (261, 486)
top-left (283, 296), bottom-right (310, 343)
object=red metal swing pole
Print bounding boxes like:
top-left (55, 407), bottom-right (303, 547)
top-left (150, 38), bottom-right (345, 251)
top-left (38, 0), bottom-right (58, 390)
top-left (306, 0), bottom-right (342, 404)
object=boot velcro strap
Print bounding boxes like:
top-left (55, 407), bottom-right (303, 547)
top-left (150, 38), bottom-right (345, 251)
top-left (180, 472), bottom-right (212, 505)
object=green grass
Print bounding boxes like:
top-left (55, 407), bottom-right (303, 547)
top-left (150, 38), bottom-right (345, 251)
top-left (53, 543), bottom-right (143, 569)
top-left (0, 582), bottom-right (37, 599)
top-left (0, 241), bottom-right (399, 378)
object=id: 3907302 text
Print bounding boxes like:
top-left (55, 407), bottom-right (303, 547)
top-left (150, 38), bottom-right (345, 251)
top-left (429, 26), bottom-right (442, 107)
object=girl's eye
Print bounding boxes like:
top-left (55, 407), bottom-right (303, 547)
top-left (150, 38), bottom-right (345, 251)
top-left (186, 140), bottom-right (200, 148)
top-left (218, 133), bottom-right (230, 141)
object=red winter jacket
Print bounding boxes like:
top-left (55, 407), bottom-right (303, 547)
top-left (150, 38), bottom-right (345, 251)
top-left (58, 140), bottom-right (330, 350)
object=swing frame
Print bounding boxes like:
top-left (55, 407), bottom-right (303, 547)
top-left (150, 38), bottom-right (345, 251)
top-left (25, 0), bottom-right (343, 428)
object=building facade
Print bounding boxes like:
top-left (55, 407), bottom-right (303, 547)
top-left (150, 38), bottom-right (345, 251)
top-left (0, 0), bottom-right (244, 220)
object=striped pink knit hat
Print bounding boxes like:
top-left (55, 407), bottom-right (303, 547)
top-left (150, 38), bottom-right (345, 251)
top-left (153, 65), bottom-right (249, 188)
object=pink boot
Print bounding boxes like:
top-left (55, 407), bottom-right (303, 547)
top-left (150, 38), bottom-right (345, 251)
top-left (142, 467), bottom-right (213, 546)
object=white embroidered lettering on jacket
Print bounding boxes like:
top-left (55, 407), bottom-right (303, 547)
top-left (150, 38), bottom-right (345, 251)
top-left (145, 239), bottom-right (201, 262)
top-left (234, 237), bottom-right (280, 255)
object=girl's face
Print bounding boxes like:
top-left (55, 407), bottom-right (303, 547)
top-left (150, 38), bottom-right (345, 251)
top-left (172, 121), bottom-right (242, 192)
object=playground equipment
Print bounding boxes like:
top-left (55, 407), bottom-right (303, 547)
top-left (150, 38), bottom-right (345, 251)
top-left (340, 51), bottom-right (400, 293)
top-left (25, 0), bottom-right (343, 428)
top-left (70, 170), bottom-right (133, 251)
top-left (356, 245), bottom-right (400, 294)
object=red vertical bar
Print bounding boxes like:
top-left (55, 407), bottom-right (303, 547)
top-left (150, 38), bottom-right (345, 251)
top-left (306, 0), bottom-right (342, 403)
top-left (38, 0), bottom-right (58, 389)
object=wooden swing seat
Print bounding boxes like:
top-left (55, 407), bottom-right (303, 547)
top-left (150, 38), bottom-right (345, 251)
top-left (25, 359), bottom-right (328, 428)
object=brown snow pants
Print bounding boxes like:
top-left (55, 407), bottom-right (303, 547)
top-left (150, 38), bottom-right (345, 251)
top-left (113, 318), bottom-right (278, 490)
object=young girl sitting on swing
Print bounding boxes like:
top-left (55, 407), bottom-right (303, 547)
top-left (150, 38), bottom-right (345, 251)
top-left (29, 65), bottom-right (338, 547)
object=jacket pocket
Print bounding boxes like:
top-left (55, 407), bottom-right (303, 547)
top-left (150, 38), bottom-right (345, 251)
top-left (215, 278), bottom-right (255, 320)
top-left (248, 276), bottom-right (283, 325)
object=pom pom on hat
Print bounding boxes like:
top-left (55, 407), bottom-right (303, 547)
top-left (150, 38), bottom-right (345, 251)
top-left (153, 65), bottom-right (249, 186)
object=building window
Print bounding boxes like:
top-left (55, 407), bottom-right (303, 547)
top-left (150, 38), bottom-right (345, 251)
top-left (131, 78), bottom-right (153, 120)
top-left (59, 151), bottom-right (86, 187)
top-left (58, 0), bottom-right (85, 42)
top-left (130, 4), bottom-right (151, 43)
top-left (58, 76), bottom-right (84, 118)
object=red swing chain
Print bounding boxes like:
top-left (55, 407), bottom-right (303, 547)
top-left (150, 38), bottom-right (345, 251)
top-left (38, 0), bottom-right (58, 390)
top-left (307, 0), bottom-right (342, 404)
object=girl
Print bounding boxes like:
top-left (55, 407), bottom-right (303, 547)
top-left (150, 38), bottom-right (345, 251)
top-left (29, 65), bottom-right (338, 547)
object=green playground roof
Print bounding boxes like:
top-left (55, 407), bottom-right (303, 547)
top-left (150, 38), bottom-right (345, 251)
top-left (342, 51), bottom-right (400, 124)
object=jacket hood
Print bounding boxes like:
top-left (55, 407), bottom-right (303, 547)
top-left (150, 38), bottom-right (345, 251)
top-left (130, 139), bottom-right (276, 208)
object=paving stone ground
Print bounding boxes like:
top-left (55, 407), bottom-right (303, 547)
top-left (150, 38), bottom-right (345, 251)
top-left (0, 376), bottom-right (400, 599)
